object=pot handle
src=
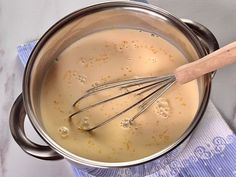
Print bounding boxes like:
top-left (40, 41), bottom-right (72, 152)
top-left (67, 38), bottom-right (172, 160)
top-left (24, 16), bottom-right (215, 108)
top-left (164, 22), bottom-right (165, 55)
top-left (181, 19), bottom-right (219, 53)
top-left (181, 19), bottom-right (219, 79)
top-left (9, 94), bottom-right (63, 160)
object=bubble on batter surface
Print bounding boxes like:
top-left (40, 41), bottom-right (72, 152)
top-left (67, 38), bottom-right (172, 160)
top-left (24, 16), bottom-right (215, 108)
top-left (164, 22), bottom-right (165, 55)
top-left (77, 74), bottom-right (87, 84)
top-left (58, 126), bottom-right (70, 138)
top-left (77, 117), bottom-right (91, 130)
top-left (91, 81), bottom-right (101, 88)
top-left (120, 119), bottom-right (132, 128)
top-left (154, 97), bottom-right (170, 118)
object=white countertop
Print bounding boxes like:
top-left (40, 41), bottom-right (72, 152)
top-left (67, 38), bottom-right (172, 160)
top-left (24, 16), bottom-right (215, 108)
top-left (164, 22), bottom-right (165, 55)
top-left (0, 0), bottom-right (236, 177)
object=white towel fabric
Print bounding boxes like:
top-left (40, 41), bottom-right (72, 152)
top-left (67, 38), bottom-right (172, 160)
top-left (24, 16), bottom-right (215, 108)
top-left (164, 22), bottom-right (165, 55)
top-left (17, 41), bottom-right (236, 177)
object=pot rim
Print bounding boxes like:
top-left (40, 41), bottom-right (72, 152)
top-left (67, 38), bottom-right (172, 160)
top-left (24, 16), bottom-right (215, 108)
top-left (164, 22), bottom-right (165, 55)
top-left (22, 1), bottom-right (211, 168)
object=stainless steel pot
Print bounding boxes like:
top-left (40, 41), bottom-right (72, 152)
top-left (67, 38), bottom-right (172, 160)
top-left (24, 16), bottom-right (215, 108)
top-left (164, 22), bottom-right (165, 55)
top-left (9, 1), bottom-right (219, 176)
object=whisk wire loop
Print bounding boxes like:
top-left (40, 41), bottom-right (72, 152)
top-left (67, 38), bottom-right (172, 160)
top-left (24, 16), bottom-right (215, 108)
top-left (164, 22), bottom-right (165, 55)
top-left (69, 75), bottom-right (176, 131)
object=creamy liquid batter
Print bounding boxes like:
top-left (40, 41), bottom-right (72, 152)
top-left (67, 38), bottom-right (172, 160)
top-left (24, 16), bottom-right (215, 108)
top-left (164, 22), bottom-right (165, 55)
top-left (40, 29), bottom-right (199, 162)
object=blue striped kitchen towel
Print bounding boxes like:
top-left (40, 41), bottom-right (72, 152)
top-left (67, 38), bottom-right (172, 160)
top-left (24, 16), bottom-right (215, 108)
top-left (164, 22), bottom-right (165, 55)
top-left (17, 41), bottom-right (236, 177)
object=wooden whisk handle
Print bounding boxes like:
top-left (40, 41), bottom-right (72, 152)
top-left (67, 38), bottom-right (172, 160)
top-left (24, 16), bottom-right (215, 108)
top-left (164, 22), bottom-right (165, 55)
top-left (174, 41), bottom-right (236, 84)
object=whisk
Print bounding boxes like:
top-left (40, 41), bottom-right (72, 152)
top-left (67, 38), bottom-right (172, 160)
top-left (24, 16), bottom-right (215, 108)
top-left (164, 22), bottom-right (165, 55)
top-left (69, 42), bottom-right (236, 131)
